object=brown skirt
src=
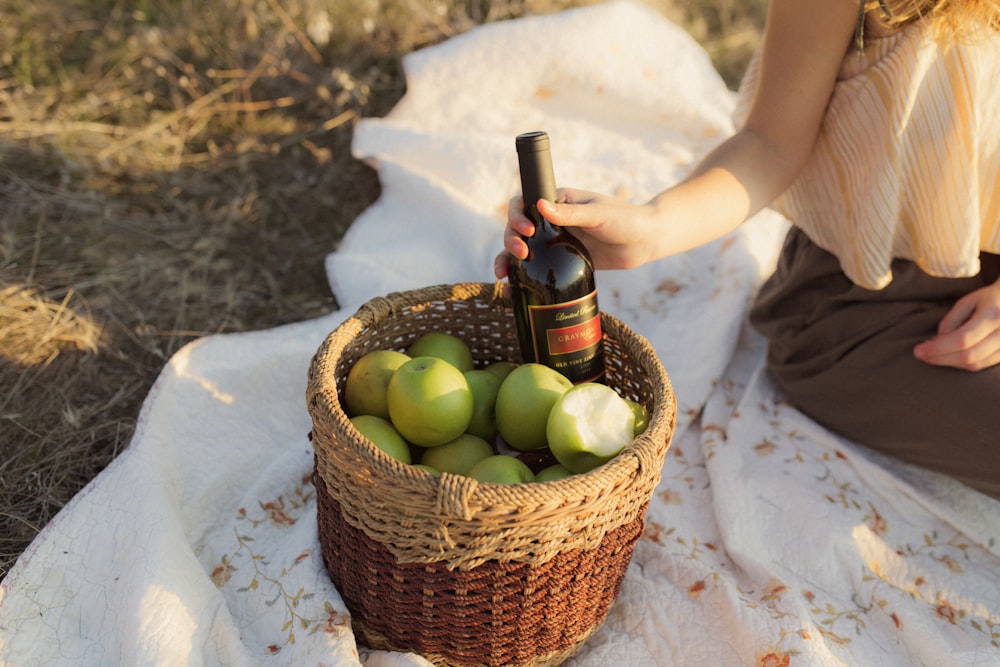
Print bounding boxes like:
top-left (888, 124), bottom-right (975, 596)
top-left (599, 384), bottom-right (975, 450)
top-left (749, 227), bottom-right (1000, 499)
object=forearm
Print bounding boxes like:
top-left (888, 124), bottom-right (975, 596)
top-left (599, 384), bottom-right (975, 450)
top-left (504, 0), bottom-right (854, 273)
top-left (646, 127), bottom-right (805, 258)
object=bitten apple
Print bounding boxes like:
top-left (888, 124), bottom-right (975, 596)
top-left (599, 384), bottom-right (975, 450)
top-left (546, 383), bottom-right (634, 473)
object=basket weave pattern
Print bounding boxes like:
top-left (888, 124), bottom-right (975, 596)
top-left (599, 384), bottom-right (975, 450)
top-left (314, 470), bottom-right (647, 666)
top-left (307, 283), bottom-right (676, 666)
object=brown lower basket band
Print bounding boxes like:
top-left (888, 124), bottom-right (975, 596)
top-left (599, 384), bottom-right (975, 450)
top-left (314, 469), bottom-right (646, 667)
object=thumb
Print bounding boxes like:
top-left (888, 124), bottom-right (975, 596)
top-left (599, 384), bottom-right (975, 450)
top-left (538, 197), bottom-right (597, 230)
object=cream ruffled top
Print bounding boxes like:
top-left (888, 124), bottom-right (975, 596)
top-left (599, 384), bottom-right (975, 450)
top-left (735, 23), bottom-right (1000, 290)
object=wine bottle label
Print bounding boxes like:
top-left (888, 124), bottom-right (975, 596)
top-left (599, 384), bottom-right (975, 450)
top-left (527, 291), bottom-right (604, 383)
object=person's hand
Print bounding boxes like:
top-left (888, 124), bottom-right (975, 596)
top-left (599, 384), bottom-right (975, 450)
top-left (913, 280), bottom-right (1000, 371)
top-left (493, 187), bottom-right (658, 281)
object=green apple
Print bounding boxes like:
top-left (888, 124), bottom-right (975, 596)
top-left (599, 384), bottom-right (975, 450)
top-left (412, 463), bottom-right (441, 476)
top-left (343, 349), bottom-right (411, 419)
top-left (419, 433), bottom-right (495, 476)
top-left (483, 360), bottom-right (519, 381)
top-left (495, 363), bottom-right (573, 451)
top-left (467, 455), bottom-right (535, 484)
top-left (546, 382), bottom-right (634, 474)
top-left (625, 398), bottom-right (650, 437)
top-left (349, 414), bottom-right (412, 464)
top-left (386, 356), bottom-right (474, 447)
top-left (534, 463), bottom-right (574, 482)
top-left (462, 368), bottom-right (502, 441)
top-left (406, 332), bottom-right (474, 373)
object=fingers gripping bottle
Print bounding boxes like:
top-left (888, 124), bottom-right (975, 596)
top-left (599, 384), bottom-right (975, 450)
top-left (508, 131), bottom-right (605, 384)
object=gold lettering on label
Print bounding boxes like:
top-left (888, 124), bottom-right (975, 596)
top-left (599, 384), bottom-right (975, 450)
top-left (557, 325), bottom-right (597, 343)
top-left (553, 300), bottom-right (597, 323)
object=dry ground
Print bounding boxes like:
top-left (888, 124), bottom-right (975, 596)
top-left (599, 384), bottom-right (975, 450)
top-left (0, 0), bottom-right (765, 580)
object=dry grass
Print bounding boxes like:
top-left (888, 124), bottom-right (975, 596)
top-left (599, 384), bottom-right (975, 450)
top-left (0, 0), bottom-right (765, 580)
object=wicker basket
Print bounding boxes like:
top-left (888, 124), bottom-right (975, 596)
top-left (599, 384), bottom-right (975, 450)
top-left (307, 282), bottom-right (676, 667)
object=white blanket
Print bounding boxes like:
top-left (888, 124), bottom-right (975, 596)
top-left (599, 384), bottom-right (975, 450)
top-left (3, 3), bottom-right (999, 665)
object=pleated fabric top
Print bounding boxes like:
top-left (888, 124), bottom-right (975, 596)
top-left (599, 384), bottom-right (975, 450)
top-left (735, 22), bottom-right (1000, 290)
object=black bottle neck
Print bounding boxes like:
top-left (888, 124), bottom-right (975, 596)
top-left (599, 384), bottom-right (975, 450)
top-left (516, 131), bottom-right (558, 235)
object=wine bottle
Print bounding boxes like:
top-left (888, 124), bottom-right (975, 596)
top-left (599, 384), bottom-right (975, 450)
top-left (508, 130), bottom-right (605, 384)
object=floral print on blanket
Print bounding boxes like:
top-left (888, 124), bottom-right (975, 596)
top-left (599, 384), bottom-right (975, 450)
top-left (207, 470), bottom-right (352, 656)
top-left (629, 329), bottom-right (1000, 664)
top-left (739, 398), bottom-right (1000, 651)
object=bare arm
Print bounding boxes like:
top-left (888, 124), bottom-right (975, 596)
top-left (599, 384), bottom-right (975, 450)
top-left (652, 0), bottom-right (859, 251)
top-left (497, 0), bottom-right (860, 274)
